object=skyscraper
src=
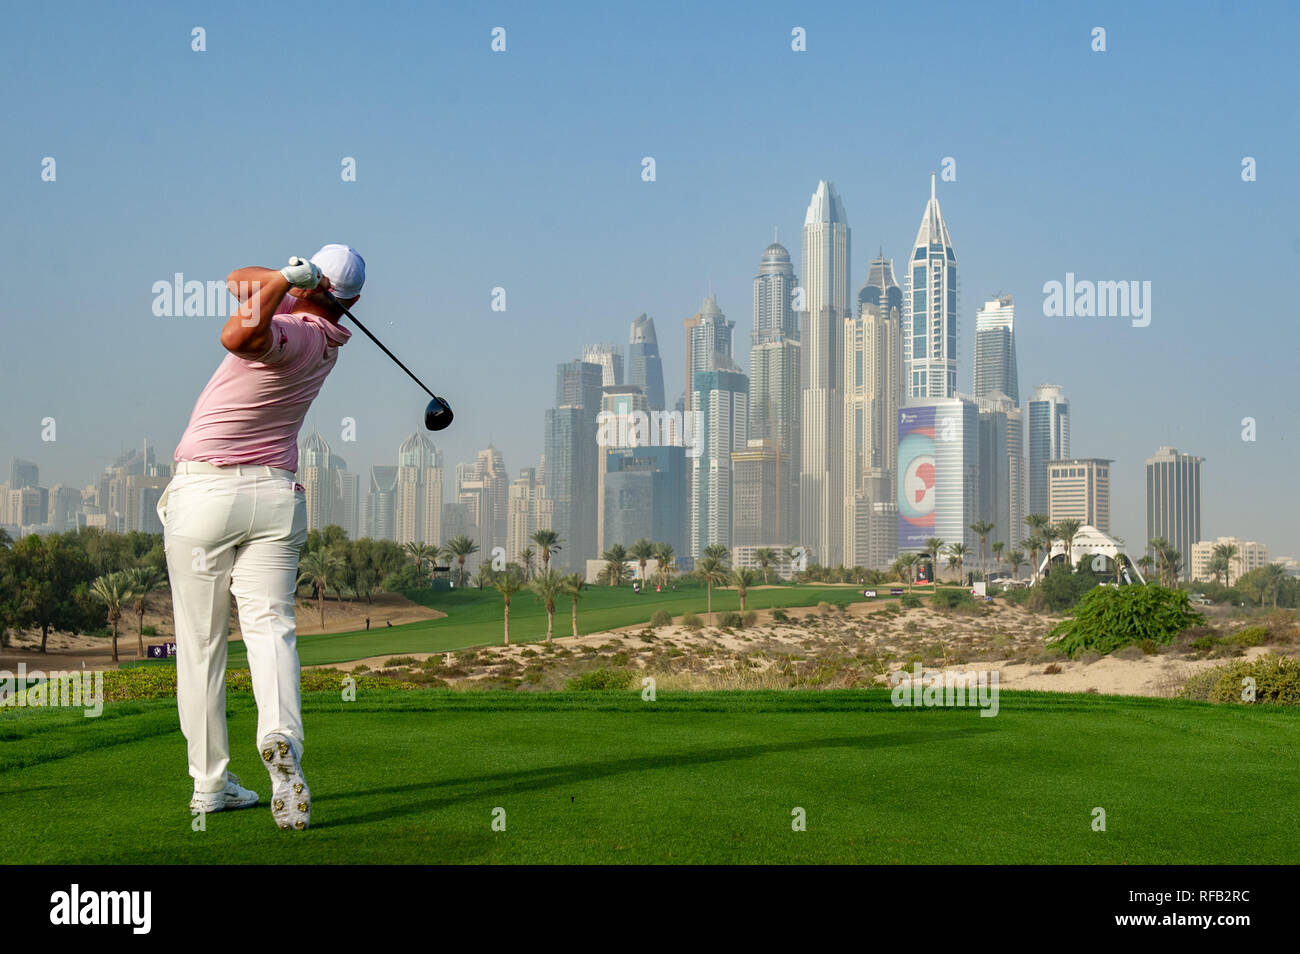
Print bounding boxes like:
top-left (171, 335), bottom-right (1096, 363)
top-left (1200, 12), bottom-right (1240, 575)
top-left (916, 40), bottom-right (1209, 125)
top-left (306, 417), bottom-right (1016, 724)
top-left (689, 368), bottom-right (748, 555)
top-left (604, 445), bottom-right (686, 556)
top-left (627, 313), bottom-right (666, 411)
top-left (731, 438), bottom-right (784, 547)
top-left (9, 458), bottom-right (38, 490)
top-left (596, 385), bottom-right (651, 553)
top-left (506, 466), bottom-right (552, 566)
top-left (1027, 384), bottom-right (1070, 518)
top-left (749, 234), bottom-right (801, 544)
top-left (973, 294), bottom-right (1018, 405)
top-left (580, 343), bottom-right (624, 388)
top-left (1146, 446), bottom-right (1203, 579)
top-left (1049, 458), bottom-right (1112, 533)
top-left (903, 174), bottom-right (958, 400)
top-left (544, 359), bottom-right (603, 572)
top-left (898, 398), bottom-right (979, 559)
top-left (458, 446), bottom-right (509, 562)
top-left (684, 294), bottom-right (737, 412)
top-left (394, 433), bottom-right (443, 546)
top-left (298, 431), bottom-right (334, 531)
top-left (974, 392), bottom-right (1025, 550)
top-left (800, 180), bottom-right (850, 567)
top-left (843, 252), bottom-right (903, 568)
top-left (364, 465), bottom-right (398, 541)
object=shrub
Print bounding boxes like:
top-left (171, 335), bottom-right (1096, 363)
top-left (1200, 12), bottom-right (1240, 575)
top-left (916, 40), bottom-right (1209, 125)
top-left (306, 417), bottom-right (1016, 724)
top-left (681, 612), bottom-right (702, 630)
top-left (141, 625), bottom-right (157, 637)
top-left (1230, 625), bottom-right (1271, 647)
top-left (385, 656), bottom-right (419, 667)
top-left (1048, 585), bottom-right (1203, 658)
top-left (1177, 654), bottom-right (1300, 705)
top-left (771, 609), bottom-right (791, 623)
top-left (650, 610), bottom-right (673, 628)
top-left (565, 668), bottom-right (636, 691)
top-left (718, 611), bottom-right (744, 629)
top-left (900, 593), bottom-right (923, 609)
top-left (817, 601), bottom-right (835, 615)
top-left (742, 610), bottom-right (758, 627)
top-left (1043, 663), bottom-right (1062, 674)
top-left (932, 588), bottom-right (975, 610)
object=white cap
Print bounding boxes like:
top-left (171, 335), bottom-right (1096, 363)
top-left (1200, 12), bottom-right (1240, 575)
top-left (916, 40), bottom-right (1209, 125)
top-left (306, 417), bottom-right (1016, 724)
top-left (310, 244), bottom-right (366, 299)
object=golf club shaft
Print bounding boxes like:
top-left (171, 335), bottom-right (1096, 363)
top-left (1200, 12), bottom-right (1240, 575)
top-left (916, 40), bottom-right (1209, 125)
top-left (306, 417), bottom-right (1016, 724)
top-left (326, 292), bottom-right (437, 401)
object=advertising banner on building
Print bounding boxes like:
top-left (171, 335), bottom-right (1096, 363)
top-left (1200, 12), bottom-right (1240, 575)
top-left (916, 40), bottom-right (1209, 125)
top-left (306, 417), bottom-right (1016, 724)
top-left (898, 406), bottom-right (936, 551)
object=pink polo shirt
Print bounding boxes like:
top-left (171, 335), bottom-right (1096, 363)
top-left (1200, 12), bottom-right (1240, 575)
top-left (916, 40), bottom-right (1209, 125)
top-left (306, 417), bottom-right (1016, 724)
top-left (173, 297), bottom-right (351, 471)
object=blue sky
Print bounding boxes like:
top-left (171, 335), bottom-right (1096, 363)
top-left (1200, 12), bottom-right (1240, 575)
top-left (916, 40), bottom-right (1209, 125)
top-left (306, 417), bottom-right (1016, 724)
top-left (2, 0), bottom-right (1297, 556)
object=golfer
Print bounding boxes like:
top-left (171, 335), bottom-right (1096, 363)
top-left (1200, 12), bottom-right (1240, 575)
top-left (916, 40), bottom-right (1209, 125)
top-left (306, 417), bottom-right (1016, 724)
top-left (157, 245), bottom-right (364, 831)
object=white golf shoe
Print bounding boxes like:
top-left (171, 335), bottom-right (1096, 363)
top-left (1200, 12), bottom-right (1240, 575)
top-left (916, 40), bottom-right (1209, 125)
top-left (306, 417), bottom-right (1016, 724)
top-left (190, 773), bottom-right (259, 814)
top-left (261, 734), bottom-right (311, 831)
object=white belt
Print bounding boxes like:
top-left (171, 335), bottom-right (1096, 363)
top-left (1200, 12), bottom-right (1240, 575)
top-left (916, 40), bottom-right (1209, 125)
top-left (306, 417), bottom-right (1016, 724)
top-left (174, 460), bottom-right (295, 480)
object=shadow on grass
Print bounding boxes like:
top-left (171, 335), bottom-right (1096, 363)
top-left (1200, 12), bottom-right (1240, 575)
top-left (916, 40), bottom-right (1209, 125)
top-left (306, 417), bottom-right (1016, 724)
top-left (315, 726), bottom-right (991, 828)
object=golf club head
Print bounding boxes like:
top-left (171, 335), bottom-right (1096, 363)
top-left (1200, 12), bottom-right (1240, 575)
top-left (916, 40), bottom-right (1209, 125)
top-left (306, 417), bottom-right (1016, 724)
top-left (425, 396), bottom-right (453, 431)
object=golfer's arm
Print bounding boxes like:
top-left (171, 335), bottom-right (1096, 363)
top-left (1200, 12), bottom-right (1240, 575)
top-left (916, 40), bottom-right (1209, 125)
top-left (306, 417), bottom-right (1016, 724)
top-left (221, 268), bottom-right (290, 358)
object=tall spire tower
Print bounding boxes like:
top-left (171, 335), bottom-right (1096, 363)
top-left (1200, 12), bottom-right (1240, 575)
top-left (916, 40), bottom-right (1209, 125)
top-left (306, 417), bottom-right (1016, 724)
top-left (799, 180), bottom-right (851, 567)
top-left (903, 173), bottom-right (958, 399)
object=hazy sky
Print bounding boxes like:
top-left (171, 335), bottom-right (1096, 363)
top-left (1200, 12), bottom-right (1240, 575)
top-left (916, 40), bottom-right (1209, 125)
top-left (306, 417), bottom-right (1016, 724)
top-left (3, 0), bottom-right (1297, 556)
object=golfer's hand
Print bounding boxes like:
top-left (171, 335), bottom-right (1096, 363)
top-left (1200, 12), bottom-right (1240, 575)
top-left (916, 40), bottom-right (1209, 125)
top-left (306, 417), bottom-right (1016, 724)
top-left (280, 256), bottom-right (322, 290)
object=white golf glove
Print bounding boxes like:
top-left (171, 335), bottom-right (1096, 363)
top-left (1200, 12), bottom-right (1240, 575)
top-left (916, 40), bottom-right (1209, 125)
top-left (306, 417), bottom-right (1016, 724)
top-left (280, 256), bottom-right (322, 289)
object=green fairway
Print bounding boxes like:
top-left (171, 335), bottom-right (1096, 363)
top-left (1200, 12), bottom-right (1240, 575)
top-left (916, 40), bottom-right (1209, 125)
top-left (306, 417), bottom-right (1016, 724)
top-left (3, 689), bottom-right (1296, 864)
top-left (221, 583), bottom-right (885, 668)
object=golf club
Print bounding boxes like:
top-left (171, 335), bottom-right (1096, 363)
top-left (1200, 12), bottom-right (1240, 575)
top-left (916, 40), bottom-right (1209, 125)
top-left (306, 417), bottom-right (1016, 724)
top-left (324, 291), bottom-right (453, 431)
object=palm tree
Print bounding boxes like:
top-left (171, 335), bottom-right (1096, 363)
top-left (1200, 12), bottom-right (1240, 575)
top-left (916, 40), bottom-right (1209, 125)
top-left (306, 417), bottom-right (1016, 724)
top-left (518, 546), bottom-right (536, 581)
top-left (600, 544), bottom-right (630, 586)
top-left (753, 547), bottom-right (777, 584)
top-left (946, 542), bottom-right (967, 584)
top-left (990, 541), bottom-right (1005, 578)
top-left (442, 535), bottom-right (479, 588)
top-left (472, 563), bottom-right (496, 589)
top-left (694, 557), bottom-right (727, 626)
top-left (970, 520), bottom-right (994, 582)
top-left (1259, 562), bottom-right (1288, 608)
top-left (530, 529), bottom-right (562, 571)
top-left (492, 569), bottom-right (526, 645)
top-left (1136, 554), bottom-right (1155, 584)
top-left (1212, 542), bottom-right (1239, 588)
top-left (703, 544), bottom-right (730, 565)
top-left (123, 566), bottom-right (168, 658)
top-left (1007, 549), bottom-right (1025, 581)
top-left (628, 539), bottom-right (655, 588)
top-left (561, 573), bottom-right (585, 638)
top-left (1154, 541), bottom-right (1182, 589)
top-left (1053, 519), bottom-right (1083, 572)
top-left (1208, 553), bottom-right (1230, 589)
top-left (653, 542), bottom-right (676, 587)
top-left (900, 552), bottom-right (921, 589)
top-left (1023, 534), bottom-right (1043, 584)
top-left (1113, 552), bottom-right (1130, 585)
top-left (298, 548), bottom-right (343, 629)
top-left (529, 569), bottom-right (563, 642)
top-left (731, 568), bottom-right (756, 612)
top-left (782, 545), bottom-right (803, 577)
top-left (403, 541), bottom-right (437, 586)
top-left (922, 538), bottom-right (945, 584)
top-left (1024, 514), bottom-right (1051, 582)
top-left (90, 571), bottom-right (134, 663)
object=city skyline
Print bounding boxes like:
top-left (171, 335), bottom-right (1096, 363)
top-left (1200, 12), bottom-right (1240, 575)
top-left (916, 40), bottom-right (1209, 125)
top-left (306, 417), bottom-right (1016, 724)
top-left (3, 2), bottom-right (1297, 560)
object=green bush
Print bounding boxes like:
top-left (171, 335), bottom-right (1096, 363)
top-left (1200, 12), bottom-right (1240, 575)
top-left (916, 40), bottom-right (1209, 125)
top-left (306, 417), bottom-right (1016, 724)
top-left (932, 588), bottom-right (975, 610)
top-left (771, 609), bottom-right (791, 623)
top-left (1230, 625), bottom-right (1271, 647)
top-left (141, 625), bottom-right (157, 637)
top-left (565, 668), bottom-right (636, 691)
top-left (900, 593), bottom-right (923, 609)
top-left (742, 610), bottom-right (758, 627)
top-left (650, 610), bottom-right (673, 628)
top-left (1049, 585), bottom-right (1204, 658)
top-left (718, 611), bottom-right (744, 629)
top-left (681, 612), bottom-right (702, 630)
top-left (1177, 654), bottom-right (1300, 705)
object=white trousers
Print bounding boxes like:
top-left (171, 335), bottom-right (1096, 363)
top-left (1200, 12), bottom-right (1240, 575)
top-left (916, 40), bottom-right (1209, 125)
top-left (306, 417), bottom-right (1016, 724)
top-left (158, 467), bottom-right (308, 793)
